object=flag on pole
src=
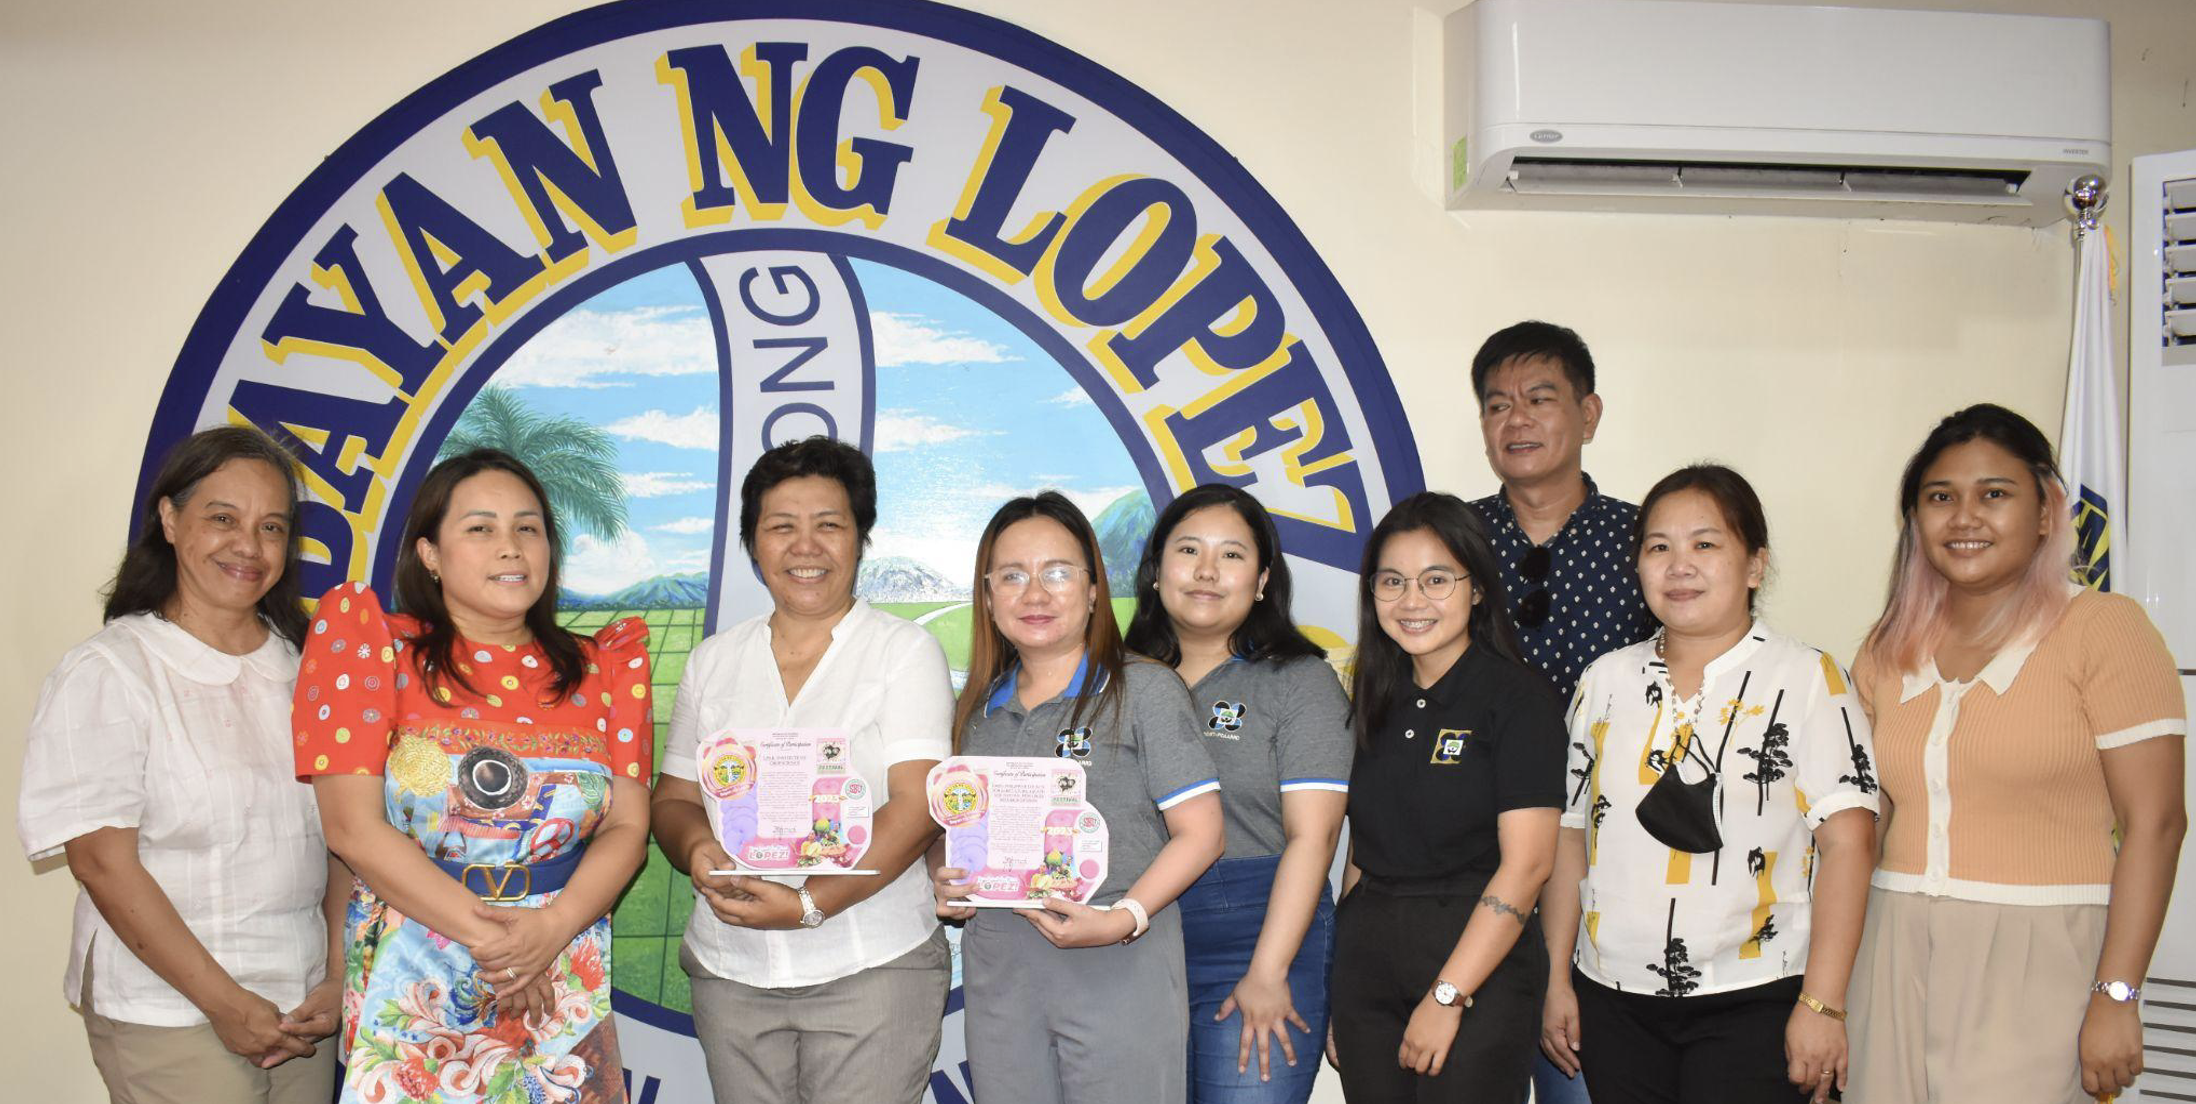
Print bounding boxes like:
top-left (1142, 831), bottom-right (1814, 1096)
top-left (2062, 221), bottom-right (2123, 590)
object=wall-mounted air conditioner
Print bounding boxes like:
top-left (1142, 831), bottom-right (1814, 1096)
top-left (1431, 0), bottom-right (2110, 225)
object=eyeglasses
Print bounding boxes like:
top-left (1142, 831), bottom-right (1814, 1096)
top-left (985, 564), bottom-right (1090, 596)
top-left (1371, 569), bottom-right (1462, 603)
top-left (1516, 544), bottom-right (1551, 628)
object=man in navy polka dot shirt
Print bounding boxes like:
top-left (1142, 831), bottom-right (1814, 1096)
top-left (1466, 322), bottom-right (1653, 1104)
top-left (1466, 320), bottom-right (1656, 706)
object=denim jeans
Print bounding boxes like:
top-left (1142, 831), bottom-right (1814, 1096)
top-left (1181, 854), bottom-right (1335, 1104)
top-left (1534, 1053), bottom-right (1592, 1103)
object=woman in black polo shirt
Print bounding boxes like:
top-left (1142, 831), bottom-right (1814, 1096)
top-left (1331, 492), bottom-right (1566, 1104)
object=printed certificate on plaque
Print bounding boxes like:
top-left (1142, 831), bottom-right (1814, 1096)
top-left (698, 729), bottom-right (876, 875)
top-left (926, 756), bottom-right (1108, 907)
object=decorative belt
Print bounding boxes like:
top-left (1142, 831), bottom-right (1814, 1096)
top-left (433, 845), bottom-right (588, 902)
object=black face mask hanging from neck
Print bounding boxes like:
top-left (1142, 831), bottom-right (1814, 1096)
top-left (1635, 742), bottom-right (1722, 854)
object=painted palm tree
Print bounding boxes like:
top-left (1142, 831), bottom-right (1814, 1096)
top-left (438, 386), bottom-right (628, 549)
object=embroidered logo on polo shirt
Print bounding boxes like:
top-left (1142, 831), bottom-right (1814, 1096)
top-left (1207, 700), bottom-right (1246, 738)
top-left (1056, 727), bottom-right (1094, 760)
top-left (1430, 729), bottom-right (1469, 765)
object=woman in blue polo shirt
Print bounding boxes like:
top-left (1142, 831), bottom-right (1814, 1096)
top-left (1123, 484), bottom-right (1350, 1103)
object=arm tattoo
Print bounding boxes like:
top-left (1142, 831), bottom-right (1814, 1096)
top-left (1479, 893), bottom-right (1527, 925)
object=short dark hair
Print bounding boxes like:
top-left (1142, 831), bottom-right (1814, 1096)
top-left (739, 436), bottom-right (877, 556)
top-left (106, 426), bottom-right (309, 647)
top-left (1635, 464), bottom-right (1770, 610)
top-left (1350, 492), bottom-right (1524, 749)
top-left (1122, 483), bottom-right (1325, 667)
top-left (393, 448), bottom-right (585, 698)
top-left (1469, 320), bottom-right (1597, 402)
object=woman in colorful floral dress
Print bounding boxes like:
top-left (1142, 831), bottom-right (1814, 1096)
top-left (294, 449), bottom-right (653, 1104)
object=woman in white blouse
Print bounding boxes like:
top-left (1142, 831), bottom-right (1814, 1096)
top-left (650, 436), bottom-right (953, 1104)
top-left (18, 426), bottom-right (346, 1104)
top-left (1538, 465), bottom-right (1878, 1104)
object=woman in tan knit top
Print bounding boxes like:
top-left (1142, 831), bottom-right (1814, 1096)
top-left (1845, 404), bottom-right (2186, 1104)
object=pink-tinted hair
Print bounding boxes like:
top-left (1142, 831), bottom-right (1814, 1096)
top-left (1862, 404), bottom-right (2077, 675)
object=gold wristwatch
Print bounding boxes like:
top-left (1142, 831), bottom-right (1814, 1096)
top-left (1796, 991), bottom-right (1846, 1021)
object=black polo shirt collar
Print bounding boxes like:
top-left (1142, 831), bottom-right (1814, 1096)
top-left (1417, 642), bottom-right (1489, 711)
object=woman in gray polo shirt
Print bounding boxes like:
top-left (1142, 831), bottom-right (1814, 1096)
top-left (1122, 484), bottom-right (1351, 1104)
top-left (935, 491), bottom-right (1226, 1104)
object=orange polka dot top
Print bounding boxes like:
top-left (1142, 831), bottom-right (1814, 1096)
top-left (292, 583), bottom-right (653, 783)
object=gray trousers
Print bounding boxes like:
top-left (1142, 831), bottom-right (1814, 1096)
top-left (683, 927), bottom-right (951, 1104)
top-left (962, 905), bottom-right (1189, 1104)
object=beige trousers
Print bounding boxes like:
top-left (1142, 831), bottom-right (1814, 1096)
top-left (80, 958), bottom-right (336, 1104)
top-left (1846, 888), bottom-right (2108, 1104)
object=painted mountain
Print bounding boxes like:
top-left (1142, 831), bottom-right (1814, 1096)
top-left (857, 556), bottom-right (968, 603)
top-left (1091, 489), bottom-right (1154, 593)
top-left (563, 572), bottom-right (709, 610)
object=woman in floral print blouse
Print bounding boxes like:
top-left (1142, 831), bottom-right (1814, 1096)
top-left (293, 450), bottom-right (653, 1103)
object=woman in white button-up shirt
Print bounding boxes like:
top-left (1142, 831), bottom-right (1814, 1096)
top-left (651, 437), bottom-right (955, 1104)
top-left (18, 427), bottom-right (347, 1104)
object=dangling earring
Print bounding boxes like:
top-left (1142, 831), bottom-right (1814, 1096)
top-left (429, 571), bottom-right (440, 584)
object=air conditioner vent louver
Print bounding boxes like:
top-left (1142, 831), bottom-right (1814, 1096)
top-left (1506, 158), bottom-right (2029, 204)
top-left (2163, 175), bottom-right (2196, 350)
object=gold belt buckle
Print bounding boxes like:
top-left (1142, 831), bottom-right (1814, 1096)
top-left (461, 862), bottom-right (532, 902)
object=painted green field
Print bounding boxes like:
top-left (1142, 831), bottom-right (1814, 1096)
top-left (558, 607), bottom-right (700, 1013)
top-left (570, 597), bottom-right (1145, 1013)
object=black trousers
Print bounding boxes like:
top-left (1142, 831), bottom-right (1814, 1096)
top-left (1572, 968), bottom-right (1811, 1104)
top-left (1329, 876), bottom-right (1545, 1104)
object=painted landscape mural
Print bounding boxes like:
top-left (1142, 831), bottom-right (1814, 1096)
top-left (444, 256), bottom-right (1152, 1019)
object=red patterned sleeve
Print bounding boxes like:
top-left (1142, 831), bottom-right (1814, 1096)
top-left (293, 582), bottom-right (402, 778)
top-left (595, 616), bottom-right (654, 783)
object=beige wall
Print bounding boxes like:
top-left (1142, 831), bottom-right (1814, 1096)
top-left (4, 0), bottom-right (2192, 1098)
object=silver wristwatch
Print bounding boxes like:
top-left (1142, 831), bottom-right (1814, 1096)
top-left (797, 886), bottom-right (825, 929)
top-left (1431, 980), bottom-right (1470, 1008)
top-left (2092, 979), bottom-right (2141, 1003)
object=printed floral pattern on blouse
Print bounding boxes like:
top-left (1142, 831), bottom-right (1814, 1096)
top-left (293, 582), bottom-right (650, 1104)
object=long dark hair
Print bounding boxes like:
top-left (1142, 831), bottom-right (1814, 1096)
top-left (1350, 492), bottom-right (1523, 749)
top-left (952, 492), bottom-right (1127, 749)
top-left (1123, 483), bottom-right (1324, 667)
top-left (393, 449), bottom-right (585, 699)
top-left (105, 426), bottom-right (309, 647)
top-left (1863, 403), bottom-right (2073, 674)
